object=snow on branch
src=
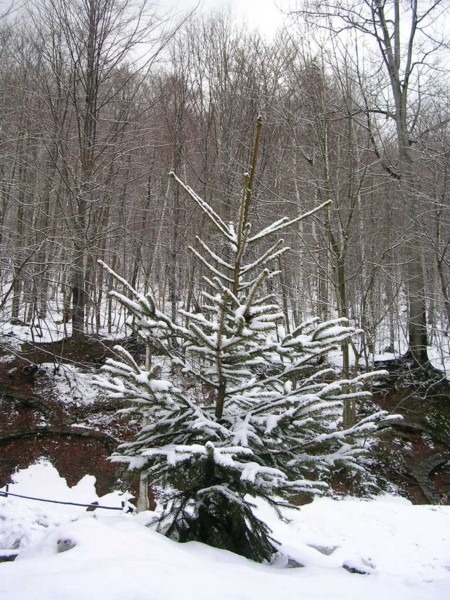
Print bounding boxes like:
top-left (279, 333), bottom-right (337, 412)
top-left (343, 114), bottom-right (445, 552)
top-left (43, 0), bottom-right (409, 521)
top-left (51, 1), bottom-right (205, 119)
top-left (248, 199), bottom-right (332, 244)
top-left (189, 246), bottom-right (234, 284)
top-left (194, 236), bottom-right (234, 271)
top-left (241, 239), bottom-right (289, 276)
top-left (98, 260), bottom-right (145, 303)
top-left (170, 171), bottom-right (235, 244)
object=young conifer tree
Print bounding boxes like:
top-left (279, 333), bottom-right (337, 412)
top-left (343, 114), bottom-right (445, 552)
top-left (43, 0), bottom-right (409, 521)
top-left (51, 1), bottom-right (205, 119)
top-left (96, 117), bottom-right (392, 563)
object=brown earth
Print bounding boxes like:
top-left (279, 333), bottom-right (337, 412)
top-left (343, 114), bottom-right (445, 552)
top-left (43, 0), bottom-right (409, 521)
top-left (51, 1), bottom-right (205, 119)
top-left (0, 335), bottom-right (144, 501)
top-left (371, 359), bottom-right (450, 504)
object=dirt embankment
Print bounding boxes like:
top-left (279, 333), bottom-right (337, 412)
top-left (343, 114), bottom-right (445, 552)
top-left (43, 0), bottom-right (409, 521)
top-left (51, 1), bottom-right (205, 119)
top-left (371, 359), bottom-right (450, 504)
top-left (0, 336), bottom-right (137, 496)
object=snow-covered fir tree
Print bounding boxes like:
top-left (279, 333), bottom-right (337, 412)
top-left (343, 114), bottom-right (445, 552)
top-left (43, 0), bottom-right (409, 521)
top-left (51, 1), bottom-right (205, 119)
top-left (96, 117), bottom-right (394, 563)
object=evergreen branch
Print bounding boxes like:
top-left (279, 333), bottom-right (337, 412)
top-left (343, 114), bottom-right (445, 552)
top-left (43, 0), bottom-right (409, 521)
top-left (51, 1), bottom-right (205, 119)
top-left (189, 246), bottom-right (234, 284)
top-left (248, 200), bottom-right (332, 244)
top-left (236, 269), bottom-right (271, 334)
top-left (202, 277), bottom-right (240, 307)
top-left (188, 323), bottom-right (217, 350)
top-left (194, 236), bottom-right (234, 271)
top-left (252, 293), bottom-right (277, 306)
top-left (170, 171), bottom-right (234, 243)
top-left (98, 259), bottom-right (144, 303)
top-left (241, 240), bottom-right (288, 275)
top-left (233, 268), bottom-right (281, 295)
top-left (111, 344), bottom-right (141, 374)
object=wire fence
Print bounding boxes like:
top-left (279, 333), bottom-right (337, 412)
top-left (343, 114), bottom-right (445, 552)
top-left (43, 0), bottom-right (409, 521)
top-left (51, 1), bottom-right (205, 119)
top-left (0, 485), bottom-right (132, 511)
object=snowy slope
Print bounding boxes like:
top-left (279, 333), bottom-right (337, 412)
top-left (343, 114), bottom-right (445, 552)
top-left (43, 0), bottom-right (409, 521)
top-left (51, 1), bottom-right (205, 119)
top-left (1, 461), bottom-right (449, 600)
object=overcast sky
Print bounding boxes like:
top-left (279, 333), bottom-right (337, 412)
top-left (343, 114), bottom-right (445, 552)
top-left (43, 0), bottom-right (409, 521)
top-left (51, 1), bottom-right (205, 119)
top-left (164, 0), bottom-right (288, 37)
top-left (0, 1), bottom-right (289, 37)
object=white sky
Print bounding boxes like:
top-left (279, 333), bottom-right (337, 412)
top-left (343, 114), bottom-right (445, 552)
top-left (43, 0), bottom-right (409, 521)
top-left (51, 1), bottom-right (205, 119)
top-left (0, 1), bottom-right (289, 37)
top-left (164, 0), bottom-right (288, 37)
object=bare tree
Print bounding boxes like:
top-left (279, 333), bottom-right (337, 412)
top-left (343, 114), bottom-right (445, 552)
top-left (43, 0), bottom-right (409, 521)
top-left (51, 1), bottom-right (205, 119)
top-left (30, 0), bottom-right (173, 337)
top-left (293, 0), bottom-right (449, 368)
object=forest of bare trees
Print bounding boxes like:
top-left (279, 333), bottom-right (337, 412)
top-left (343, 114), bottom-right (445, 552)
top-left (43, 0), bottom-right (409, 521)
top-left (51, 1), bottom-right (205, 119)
top-left (0, 0), bottom-right (449, 371)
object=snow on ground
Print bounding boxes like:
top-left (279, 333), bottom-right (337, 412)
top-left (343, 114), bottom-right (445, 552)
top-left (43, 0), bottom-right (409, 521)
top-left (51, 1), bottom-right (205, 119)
top-left (0, 318), bottom-right (69, 344)
top-left (39, 363), bottom-right (100, 405)
top-left (329, 346), bottom-right (450, 378)
top-left (429, 345), bottom-right (450, 377)
top-left (1, 461), bottom-right (449, 600)
top-left (0, 306), bottom-right (126, 345)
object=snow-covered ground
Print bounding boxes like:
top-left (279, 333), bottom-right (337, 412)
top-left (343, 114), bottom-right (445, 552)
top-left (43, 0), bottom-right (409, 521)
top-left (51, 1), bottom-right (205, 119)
top-left (2, 310), bottom-right (450, 377)
top-left (38, 363), bottom-right (100, 405)
top-left (1, 461), bottom-right (449, 600)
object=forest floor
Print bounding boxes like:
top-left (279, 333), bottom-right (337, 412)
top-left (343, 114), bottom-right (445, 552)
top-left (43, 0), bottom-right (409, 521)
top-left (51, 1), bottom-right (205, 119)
top-left (0, 332), bottom-right (449, 505)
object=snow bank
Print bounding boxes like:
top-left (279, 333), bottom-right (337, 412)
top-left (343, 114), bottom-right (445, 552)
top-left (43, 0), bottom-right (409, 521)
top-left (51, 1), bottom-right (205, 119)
top-left (0, 461), bottom-right (449, 600)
